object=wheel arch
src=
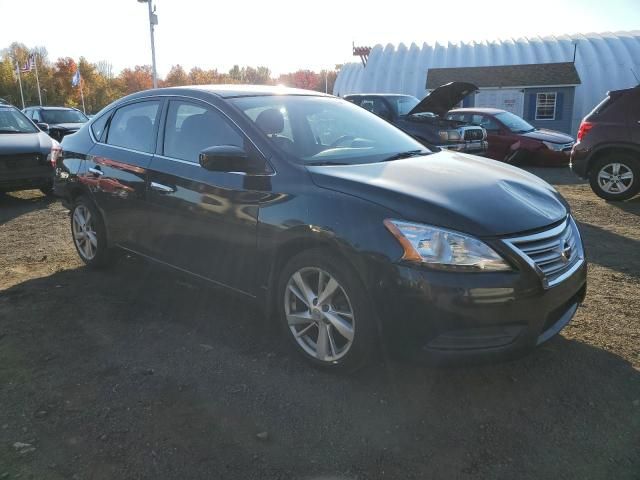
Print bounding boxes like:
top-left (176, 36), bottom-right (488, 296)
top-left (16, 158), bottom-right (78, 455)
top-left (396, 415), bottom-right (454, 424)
top-left (586, 143), bottom-right (640, 175)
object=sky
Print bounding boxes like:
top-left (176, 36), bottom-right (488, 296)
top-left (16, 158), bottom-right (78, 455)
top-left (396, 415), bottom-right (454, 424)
top-left (1, 0), bottom-right (639, 77)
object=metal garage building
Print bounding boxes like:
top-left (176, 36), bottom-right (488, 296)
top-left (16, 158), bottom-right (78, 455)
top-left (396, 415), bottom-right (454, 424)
top-left (334, 31), bottom-right (640, 135)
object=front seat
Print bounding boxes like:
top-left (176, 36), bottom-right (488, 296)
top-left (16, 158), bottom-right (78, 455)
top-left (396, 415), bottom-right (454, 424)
top-left (254, 108), bottom-right (294, 153)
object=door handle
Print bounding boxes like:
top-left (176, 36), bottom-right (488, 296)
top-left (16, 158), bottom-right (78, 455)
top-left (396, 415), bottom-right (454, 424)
top-left (150, 181), bottom-right (175, 193)
top-left (88, 167), bottom-right (103, 176)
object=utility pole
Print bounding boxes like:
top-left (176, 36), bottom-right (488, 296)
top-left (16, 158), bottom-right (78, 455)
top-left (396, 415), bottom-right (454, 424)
top-left (15, 60), bottom-right (25, 109)
top-left (138, 0), bottom-right (158, 88)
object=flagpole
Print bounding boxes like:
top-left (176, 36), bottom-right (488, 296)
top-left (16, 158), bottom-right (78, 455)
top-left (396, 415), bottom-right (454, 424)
top-left (79, 78), bottom-right (86, 114)
top-left (15, 61), bottom-right (25, 109)
top-left (32, 55), bottom-right (42, 106)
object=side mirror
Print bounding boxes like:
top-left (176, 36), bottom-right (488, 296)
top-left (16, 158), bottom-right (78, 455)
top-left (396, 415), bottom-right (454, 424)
top-left (36, 122), bottom-right (49, 132)
top-left (199, 145), bottom-right (250, 173)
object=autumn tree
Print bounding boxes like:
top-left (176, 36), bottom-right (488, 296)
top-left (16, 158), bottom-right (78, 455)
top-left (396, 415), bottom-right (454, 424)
top-left (117, 65), bottom-right (153, 95)
top-left (163, 64), bottom-right (189, 87)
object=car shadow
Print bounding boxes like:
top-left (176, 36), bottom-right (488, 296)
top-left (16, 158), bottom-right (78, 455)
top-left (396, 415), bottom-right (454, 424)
top-left (0, 190), bottom-right (56, 226)
top-left (1, 260), bottom-right (639, 479)
top-left (578, 221), bottom-right (640, 279)
top-left (607, 195), bottom-right (640, 217)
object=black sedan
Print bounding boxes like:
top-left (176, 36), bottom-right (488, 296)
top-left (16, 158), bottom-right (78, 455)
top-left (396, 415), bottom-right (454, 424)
top-left (55, 85), bottom-right (587, 371)
top-left (23, 106), bottom-right (89, 142)
top-left (0, 104), bottom-right (60, 195)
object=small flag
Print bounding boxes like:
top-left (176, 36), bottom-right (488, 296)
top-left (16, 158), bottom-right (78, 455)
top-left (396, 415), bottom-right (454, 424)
top-left (72, 69), bottom-right (81, 87)
top-left (20, 57), bottom-right (33, 73)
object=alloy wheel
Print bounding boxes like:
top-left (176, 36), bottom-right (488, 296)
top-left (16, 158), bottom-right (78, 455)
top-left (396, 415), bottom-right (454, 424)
top-left (597, 162), bottom-right (634, 194)
top-left (72, 204), bottom-right (98, 261)
top-left (284, 267), bottom-right (355, 363)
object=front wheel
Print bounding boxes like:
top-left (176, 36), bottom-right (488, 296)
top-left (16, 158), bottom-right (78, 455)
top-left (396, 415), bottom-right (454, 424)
top-left (70, 196), bottom-right (113, 268)
top-left (589, 154), bottom-right (640, 201)
top-left (277, 250), bottom-right (376, 372)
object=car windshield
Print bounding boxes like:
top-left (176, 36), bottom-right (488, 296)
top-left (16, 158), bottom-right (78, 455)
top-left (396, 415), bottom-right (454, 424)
top-left (392, 95), bottom-right (421, 115)
top-left (495, 111), bottom-right (535, 133)
top-left (230, 95), bottom-right (430, 165)
top-left (41, 109), bottom-right (88, 124)
top-left (0, 107), bottom-right (39, 133)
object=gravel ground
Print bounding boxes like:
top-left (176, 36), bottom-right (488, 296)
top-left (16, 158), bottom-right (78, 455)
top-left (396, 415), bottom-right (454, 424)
top-left (0, 168), bottom-right (639, 479)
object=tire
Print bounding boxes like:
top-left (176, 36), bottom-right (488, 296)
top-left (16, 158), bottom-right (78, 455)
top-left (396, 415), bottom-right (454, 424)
top-left (40, 183), bottom-right (54, 196)
top-left (589, 153), bottom-right (640, 201)
top-left (70, 195), bottom-right (113, 268)
top-left (276, 249), bottom-right (376, 372)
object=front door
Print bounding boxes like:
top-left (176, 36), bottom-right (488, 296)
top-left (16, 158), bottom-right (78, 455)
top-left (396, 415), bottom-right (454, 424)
top-left (467, 113), bottom-right (514, 160)
top-left (83, 99), bottom-right (162, 248)
top-left (143, 98), bottom-right (269, 294)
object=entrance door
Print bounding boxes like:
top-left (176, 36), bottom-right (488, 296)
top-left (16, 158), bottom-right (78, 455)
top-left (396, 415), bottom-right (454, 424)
top-left (475, 89), bottom-right (524, 117)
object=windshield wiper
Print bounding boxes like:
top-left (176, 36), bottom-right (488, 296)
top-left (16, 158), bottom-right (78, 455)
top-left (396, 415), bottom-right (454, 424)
top-left (306, 161), bottom-right (349, 166)
top-left (0, 129), bottom-right (22, 134)
top-left (381, 150), bottom-right (429, 162)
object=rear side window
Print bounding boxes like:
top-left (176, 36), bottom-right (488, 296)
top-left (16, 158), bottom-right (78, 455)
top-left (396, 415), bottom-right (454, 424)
top-left (163, 100), bottom-right (243, 163)
top-left (591, 96), bottom-right (614, 115)
top-left (106, 101), bottom-right (160, 153)
top-left (90, 113), bottom-right (111, 141)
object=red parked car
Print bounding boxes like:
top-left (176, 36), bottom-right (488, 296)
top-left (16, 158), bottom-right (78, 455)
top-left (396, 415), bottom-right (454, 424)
top-left (447, 108), bottom-right (574, 166)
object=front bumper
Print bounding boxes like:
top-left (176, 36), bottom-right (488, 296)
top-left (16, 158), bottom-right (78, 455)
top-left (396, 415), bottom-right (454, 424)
top-left (533, 147), bottom-right (572, 166)
top-left (440, 140), bottom-right (488, 154)
top-left (376, 255), bottom-right (587, 362)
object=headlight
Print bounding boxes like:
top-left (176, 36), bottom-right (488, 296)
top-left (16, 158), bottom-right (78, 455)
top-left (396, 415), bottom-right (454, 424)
top-left (384, 219), bottom-right (512, 271)
top-left (438, 130), bottom-right (462, 142)
top-left (47, 139), bottom-right (62, 167)
top-left (542, 141), bottom-right (564, 151)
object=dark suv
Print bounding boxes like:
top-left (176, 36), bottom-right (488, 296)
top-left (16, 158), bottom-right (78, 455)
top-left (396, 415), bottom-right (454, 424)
top-left (344, 82), bottom-right (487, 154)
top-left (571, 85), bottom-right (640, 200)
top-left (23, 106), bottom-right (89, 142)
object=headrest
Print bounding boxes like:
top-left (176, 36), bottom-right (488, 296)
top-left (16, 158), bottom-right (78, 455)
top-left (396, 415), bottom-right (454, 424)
top-left (126, 115), bottom-right (152, 132)
top-left (255, 108), bottom-right (284, 135)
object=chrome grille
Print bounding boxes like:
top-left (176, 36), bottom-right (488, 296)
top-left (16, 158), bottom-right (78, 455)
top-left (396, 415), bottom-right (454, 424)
top-left (504, 217), bottom-right (583, 288)
top-left (463, 129), bottom-right (484, 141)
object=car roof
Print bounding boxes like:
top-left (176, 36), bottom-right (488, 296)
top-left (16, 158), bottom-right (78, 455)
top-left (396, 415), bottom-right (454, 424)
top-left (151, 85), bottom-right (332, 99)
top-left (26, 106), bottom-right (79, 110)
top-left (344, 93), bottom-right (414, 98)
top-left (449, 107), bottom-right (506, 114)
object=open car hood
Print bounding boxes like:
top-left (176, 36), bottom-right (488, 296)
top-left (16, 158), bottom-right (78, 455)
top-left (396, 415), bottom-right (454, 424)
top-left (408, 82), bottom-right (478, 117)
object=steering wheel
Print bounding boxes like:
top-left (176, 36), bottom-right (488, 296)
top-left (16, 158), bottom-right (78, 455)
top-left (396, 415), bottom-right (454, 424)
top-left (329, 135), bottom-right (356, 148)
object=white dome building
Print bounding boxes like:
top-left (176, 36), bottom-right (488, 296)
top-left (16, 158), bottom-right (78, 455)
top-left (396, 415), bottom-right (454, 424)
top-left (334, 31), bottom-right (640, 135)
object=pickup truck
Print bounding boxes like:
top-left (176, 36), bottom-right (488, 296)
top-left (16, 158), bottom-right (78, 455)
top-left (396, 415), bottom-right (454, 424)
top-left (344, 82), bottom-right (487, 155)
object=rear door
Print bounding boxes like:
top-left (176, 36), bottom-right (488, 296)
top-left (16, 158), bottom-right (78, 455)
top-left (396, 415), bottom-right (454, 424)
top-left (83, 99), bottom-right (162, 248)
top-left (143, 97), bottom-right (268, 293)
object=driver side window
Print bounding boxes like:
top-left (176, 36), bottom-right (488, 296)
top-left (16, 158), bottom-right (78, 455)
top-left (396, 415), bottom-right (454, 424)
top-left (472, 114), bottom-right (500, 132)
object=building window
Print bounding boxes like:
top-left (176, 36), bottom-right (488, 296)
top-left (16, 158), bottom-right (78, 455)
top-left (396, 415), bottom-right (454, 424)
top-left (535, 92), bottom-right (557, 120)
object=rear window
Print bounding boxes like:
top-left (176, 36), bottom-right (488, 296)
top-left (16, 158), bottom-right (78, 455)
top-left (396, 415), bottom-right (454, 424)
top-left (591, 95), bottom-right (615, 115)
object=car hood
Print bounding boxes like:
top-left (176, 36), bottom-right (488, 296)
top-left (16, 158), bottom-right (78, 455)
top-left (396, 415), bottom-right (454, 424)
top-left (520, 129), bottom-right (574, 143)
top-left (308, 152), bottom-right (568, 237)
top-left (0, 131), bottom-right (52, 154)
top-left (408, 82), bottom-right (478, 117)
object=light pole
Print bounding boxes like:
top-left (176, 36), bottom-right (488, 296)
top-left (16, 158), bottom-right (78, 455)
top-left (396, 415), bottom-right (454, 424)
top-left (137, 0), bottom-right (158, 88)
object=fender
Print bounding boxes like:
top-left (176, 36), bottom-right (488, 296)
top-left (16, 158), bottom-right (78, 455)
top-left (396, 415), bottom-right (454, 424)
top-left (583, 141), bottom-right (640, 172)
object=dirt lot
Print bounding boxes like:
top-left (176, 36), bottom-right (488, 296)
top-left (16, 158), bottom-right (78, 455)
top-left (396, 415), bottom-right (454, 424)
top-left (1, 168), bottom-right (639, 479)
